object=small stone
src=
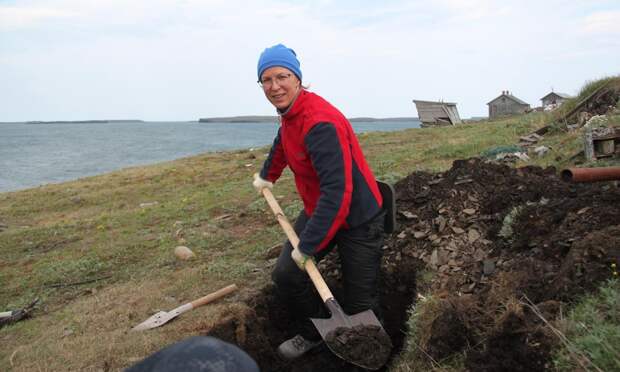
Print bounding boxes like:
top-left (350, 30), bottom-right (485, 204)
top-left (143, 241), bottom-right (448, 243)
top-left (63, 328), bottom-right (74, 337)
top-left (174, 246), bottom-right (195, 260)
top-left (430, 249), bottom-right (438, 267)
top-left (463, 208), bottom-right (476, 215)
top-left (483, 259), bottom-right (495, 275)
top-left (397, 231), bottom-right (407, 239)
top-left (436, 216), bottom-right (447, 232)
top-left (468, 229), bottom-right (481, 243)
top-left (473, 248), bottom-right (486, 261)
top-left (577, 207), bottom-right (590, 215)
top-left (452, 227), bottom-right (465, 234)
top-left (400, 211), bottom-right (417, 219)
top-left (413, 231), bottom-right (427, 239)
top-left (139, 201), bottom-right (159, 208)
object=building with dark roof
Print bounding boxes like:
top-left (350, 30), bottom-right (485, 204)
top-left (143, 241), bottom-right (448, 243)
top-left (487, 91), bottom-right (530, 119)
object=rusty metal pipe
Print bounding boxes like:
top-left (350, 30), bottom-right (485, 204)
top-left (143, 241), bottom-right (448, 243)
top-left (561, 167), bottom-right (620, 183)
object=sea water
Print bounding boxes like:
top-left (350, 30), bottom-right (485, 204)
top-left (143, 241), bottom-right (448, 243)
top-left (0, 120), bottom-right (419, 192)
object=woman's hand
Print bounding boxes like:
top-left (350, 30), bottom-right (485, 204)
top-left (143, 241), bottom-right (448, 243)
top-left (291, 249), bottom-right (313, 271)
top-left (252, 173), bottom-right (273, 194)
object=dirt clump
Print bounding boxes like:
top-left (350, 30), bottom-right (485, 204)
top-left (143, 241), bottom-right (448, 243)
top-left (196, 157), bottom-right (618, 371)
top-left (324, 324), bottom-right (392, 370)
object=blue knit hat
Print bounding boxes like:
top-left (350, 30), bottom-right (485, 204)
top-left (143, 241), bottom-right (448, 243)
top-left (257, 44), bottom-right (302, 82)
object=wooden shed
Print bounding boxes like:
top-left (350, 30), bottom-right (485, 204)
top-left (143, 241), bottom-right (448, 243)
top-left (412, 100), bottom-right (462, 128)
top-left (540, 91), bottom-right (572, 111)
top-left (487, 91), bottom-right (530, 119)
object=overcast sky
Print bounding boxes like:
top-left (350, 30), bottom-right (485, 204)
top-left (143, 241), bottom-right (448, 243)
top-left (1, 0), bottom-right (619, 121)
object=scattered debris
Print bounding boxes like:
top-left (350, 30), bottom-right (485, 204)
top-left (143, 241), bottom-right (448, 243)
top-left (1, 298), bottom-right (39, 328)
top-left (518, 133), bottom-right (543, 147)
top-left (45, 276), bottom-right (112, 289)
top-left (533, 145), bottom-right (551, 157)
top-left (139, 201), bottom-right (159, 208)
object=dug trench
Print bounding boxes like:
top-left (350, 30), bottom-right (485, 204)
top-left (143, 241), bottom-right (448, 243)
top-left (194, 158), bottom-right (619, 371)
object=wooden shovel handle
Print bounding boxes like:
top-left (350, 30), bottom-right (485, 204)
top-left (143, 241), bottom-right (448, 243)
top-left (190, 284), bottom-right (238, 309)
top-left (261, 188), bottom-right (334, 303)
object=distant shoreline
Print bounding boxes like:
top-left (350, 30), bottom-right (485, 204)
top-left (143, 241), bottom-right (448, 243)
top-left (1, 117), bottom-right (420, 124)
top-left (198, 116), bottom-right (419, 123)
top-left (0, 120), bottom-right (146, 125)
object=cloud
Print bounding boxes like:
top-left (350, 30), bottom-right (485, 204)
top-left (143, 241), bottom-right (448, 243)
top-left (581, 10), bottom-right (620, 34)
top-left (0, 5), bottom-right (76, 30)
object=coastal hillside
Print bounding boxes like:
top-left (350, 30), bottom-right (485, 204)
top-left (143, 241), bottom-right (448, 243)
top-left (1, 76), bottom-right (618, 371)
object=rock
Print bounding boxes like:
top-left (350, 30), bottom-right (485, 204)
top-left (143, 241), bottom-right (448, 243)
top-left (452, 227), bottom-right (465, 234)
top-left (468, 229), bottom-right (481, 243)
top-left (413, 231), bottom-right (427, 239)
top-left (397, 231), bottom-right (407, 239)
top-left (70, 196), bottom-right (82, 204)
top-left (174, 246), bottom-right (195, 260)
top-left (463, 208), bottom-right (476, 215)
top-left (430, 249), bottom-right (439, 267)
top-left (473, 248), bottom-right (486, 261)
top-left (436, 216), bottom-right (447, 232)
top-left (400, 211), bottom-right (417, 219)
top-left (483, 259), bottom-right (495, 275)
top-left (533, 146), bottom-right (550, 157)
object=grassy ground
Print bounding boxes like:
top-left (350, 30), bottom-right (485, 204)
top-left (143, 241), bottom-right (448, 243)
top-left (1, 78), bottom-right (618, 370)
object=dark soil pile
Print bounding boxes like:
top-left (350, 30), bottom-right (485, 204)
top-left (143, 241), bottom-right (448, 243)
top-left (386, 158), bottom-right (619, 370)
top-left (197, 157), bottom-right (619, 371)
top-left (325, 324), bottom-right (392, 370)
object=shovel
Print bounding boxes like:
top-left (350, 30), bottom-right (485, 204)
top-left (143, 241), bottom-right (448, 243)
top-left (132, 284), bottom-right (238, 331)
top-left (261, 188), bottom-right (390, 370)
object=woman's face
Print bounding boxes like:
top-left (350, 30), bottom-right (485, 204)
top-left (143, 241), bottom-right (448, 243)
top-left (260, 66), bottom-right (300, 110)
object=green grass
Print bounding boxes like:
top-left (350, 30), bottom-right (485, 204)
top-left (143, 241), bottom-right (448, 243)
top-left (553, 279), bottom-right (620, 371)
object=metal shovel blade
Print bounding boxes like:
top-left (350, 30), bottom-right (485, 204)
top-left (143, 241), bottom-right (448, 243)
top-left (311, 298), bottom-right (389, 370)
top-left (132, 308), bottom-right (184, 331)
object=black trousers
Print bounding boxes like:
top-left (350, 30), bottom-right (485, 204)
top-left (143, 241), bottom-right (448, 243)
top-left (271, 210), bottom-right (385, 340)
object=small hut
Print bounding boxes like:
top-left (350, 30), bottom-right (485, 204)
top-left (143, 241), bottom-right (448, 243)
top-left (487, 91), bottom-right (530, 119)
top-left (412, 100), bottom-right (462, 128)
top-left (540, 91), bottom-right (572, 111)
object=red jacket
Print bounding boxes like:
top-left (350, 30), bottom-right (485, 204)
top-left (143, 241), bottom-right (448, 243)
top-left (260, 90), bottom-right (382, 255)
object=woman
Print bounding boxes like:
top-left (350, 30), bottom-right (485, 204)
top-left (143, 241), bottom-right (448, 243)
top-left (252, 43), bottom-right (386, 360)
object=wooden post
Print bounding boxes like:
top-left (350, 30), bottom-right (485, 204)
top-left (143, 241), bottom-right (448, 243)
top-left (583, 124), bottom-right (595, 161)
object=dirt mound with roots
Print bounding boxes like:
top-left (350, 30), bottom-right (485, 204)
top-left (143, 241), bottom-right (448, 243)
top-left (197, 158), bottom-right (619, 371)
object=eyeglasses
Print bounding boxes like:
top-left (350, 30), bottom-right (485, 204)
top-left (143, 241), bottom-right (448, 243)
top-left (258, 73), bottom-right (293, 89)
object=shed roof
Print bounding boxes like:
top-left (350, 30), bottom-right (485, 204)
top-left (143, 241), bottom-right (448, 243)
top-left (487, 93), bottom-right (529, 106)
top-left (540, 92), bottom-right (572, 101)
